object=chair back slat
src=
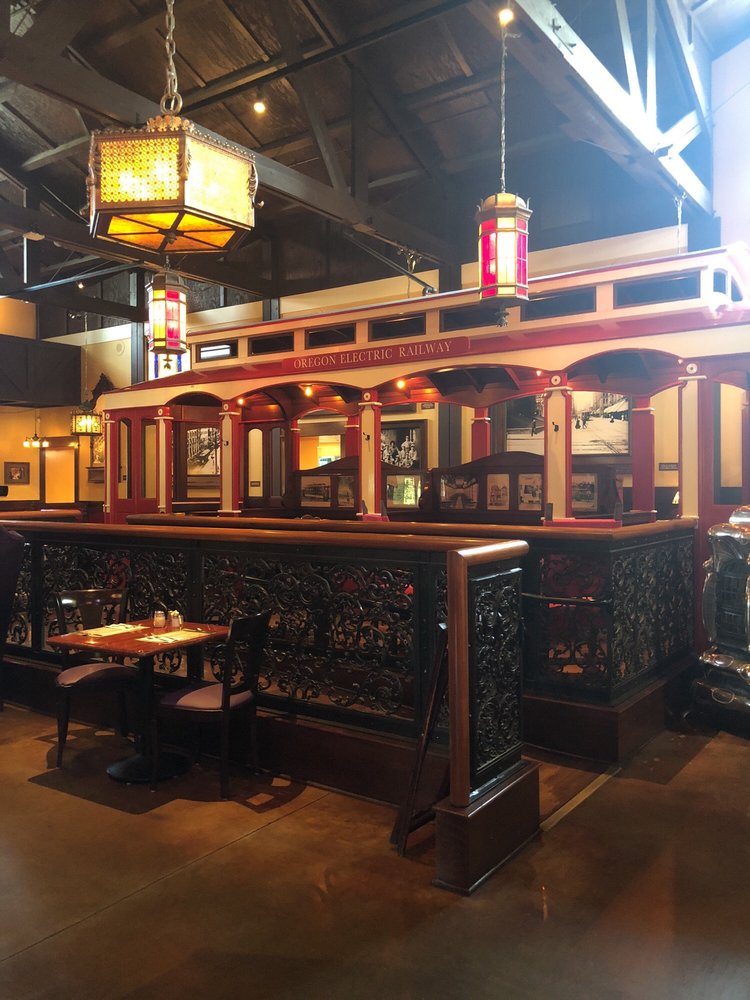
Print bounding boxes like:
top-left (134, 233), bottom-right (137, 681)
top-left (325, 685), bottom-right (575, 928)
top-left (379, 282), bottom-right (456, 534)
top-left (221, 611), bottom-right (271, 710)
top-left (55, 588), bottom-right (129, 634)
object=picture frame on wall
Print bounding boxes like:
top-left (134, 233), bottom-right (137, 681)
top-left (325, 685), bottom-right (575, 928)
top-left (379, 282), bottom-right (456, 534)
top-left (300, 475), bottom-right (331, 507)
top-left (90, 434), bottom-right (105, 467)
top-left (571, 393), bottom-right (630, 456)
top-left (381, 421), bottom-right (424, 469)
top-left (337, 475), bottom-right (356, 508)
top-left (517, 473), bottom-right (542, 510)
top-left (440, 473), bottom-right (479, 511)
top-left (4, 462), bottom-right (30, 485)
top-left (186, 426), bottom-right (221, 476)
top-left (505, 392), bottom-right (631, 456)
top-left (487, 473), bottom-right (510, 511)
top-left (571, 472), bottom-right (598, 512)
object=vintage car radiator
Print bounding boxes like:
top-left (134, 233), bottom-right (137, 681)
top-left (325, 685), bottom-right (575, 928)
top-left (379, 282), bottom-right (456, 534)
top-left (696, 507), bottom-right (750, 715)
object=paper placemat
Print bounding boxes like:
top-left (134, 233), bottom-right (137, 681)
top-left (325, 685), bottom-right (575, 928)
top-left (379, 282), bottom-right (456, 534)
top-left (140, 629), bottom-right (212, 644)
top-left (77, 624), bottom-right (147, 637)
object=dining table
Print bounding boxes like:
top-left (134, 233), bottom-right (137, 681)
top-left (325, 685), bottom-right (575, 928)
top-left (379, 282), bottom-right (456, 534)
top-left (48, 619), bottom-right (229, 784)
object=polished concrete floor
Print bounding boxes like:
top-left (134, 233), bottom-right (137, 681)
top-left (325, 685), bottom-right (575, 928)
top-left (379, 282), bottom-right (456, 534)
top-left (1, 704), bottom-right (749, 1000)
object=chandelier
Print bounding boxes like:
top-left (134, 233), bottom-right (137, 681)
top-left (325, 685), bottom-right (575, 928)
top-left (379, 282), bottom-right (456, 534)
top-left (476, 7), bottom-right (531, 302)
top-left (24, 411), bottom-right (49, 448)
top-left (87, 0), bottom-right (258, 254)
top-left (23, 433), bottom-right (49, 449)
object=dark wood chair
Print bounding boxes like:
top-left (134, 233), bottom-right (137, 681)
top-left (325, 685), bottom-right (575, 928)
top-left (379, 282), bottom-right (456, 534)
top-left (151, 611), bottom-right (271, 798)
top-left (53, 588), bottom-right (133, 767)
top-left (0, 527), bottom-right (25, 712)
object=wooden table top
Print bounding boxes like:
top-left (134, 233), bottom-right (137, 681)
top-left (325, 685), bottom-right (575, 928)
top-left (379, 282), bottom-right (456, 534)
top-left (47, 620), bottom-right (229, 659)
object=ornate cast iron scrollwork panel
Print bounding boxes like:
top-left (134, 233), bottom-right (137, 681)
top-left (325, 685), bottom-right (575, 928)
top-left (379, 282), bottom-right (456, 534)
top-left (201, 551), bottom-right (419, 722)
top-left (611, 535), bottom-right (693, 690)
top-left (469, 565), bottom-right (524, 792)
top-left (525, 533), bottom-right (693, 703)
top-left (524, 551), bottom-right (611, 694)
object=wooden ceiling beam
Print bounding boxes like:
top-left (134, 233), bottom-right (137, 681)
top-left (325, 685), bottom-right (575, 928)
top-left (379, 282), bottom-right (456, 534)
top-left (0, 200), bottom-right (275, 297)
top-left (298, 0), bottom-right (449, 190)
top-left (20, 0), bottom-right (95, 57)
top-left (0, 33), bottom-right (449, 262)
top-left (270, 0), bottom-right (348, 193)
top-left (185, 0), bottom-right (477, 114)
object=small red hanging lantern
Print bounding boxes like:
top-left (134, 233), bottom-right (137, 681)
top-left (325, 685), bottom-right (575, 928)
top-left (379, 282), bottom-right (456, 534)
top-left (477, 192), bottom-right (531, 300)
top-left (147, 270), bottom-right (188, 356)
top-left (477, 7), bottom-right (531, 303)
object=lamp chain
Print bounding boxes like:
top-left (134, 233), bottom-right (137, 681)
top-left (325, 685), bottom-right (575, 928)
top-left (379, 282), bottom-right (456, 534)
top-left (161, 0), bottom-right (183, 115)
top-left (499, 19), bottom-right (508, 194)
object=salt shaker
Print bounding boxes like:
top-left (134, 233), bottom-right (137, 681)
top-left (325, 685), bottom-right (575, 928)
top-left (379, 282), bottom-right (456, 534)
top-left (152, 609), bottom-right (166, 628)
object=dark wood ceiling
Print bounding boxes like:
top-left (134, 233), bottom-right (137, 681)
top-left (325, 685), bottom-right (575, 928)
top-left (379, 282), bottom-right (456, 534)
top-left (0, 0), bottom-right (747, 325)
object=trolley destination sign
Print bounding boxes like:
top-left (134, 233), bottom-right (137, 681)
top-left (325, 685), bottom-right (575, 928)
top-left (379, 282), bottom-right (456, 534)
top-left (282, 336), bottom-right (471, 373)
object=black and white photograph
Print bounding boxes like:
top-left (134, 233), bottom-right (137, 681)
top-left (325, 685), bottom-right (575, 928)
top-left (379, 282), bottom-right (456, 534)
top-left (505, 395), bottom-right (545, 453)
top-left (337, 475), bottom-right (356, 508)
top-left (517, 473), bottom-right (542, 509)
top-left (571, 392), bottom-right (630, 455)
top-left (571, 472), bottom-right (598, 511)
top-left (440, 473), bottom-right (478, 510)
top-left (300, 475), bottom-right (331, 507)
top-left (381, 422), bottom-right (424, 469)
top-left (487, 473), bottom-right (510, 510)
top-left (186, 426), bottom-right (221, 476)
top-left (505, 392), bottom-right (630, 455)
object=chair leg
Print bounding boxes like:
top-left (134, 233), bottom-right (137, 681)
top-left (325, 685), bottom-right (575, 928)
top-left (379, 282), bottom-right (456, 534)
top-left (56, 688), bottom-right (71, 768)
top-left (220, 711), bottom-right (231, 800)
top-left (150, 715), bottom-right (159, 792)
top-left (116, 689), bottom-right (129, 737)
top-left (248, 704), bottom-right (260, 773)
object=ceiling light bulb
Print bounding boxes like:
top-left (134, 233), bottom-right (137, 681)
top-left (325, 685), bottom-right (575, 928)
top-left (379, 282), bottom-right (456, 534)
top-left (396, 379), bottom-right (406, 390)
top-left (304, 385), bottom-right (313, 397)
top-left (498, 7), bottom-right (514, 26)
top-left (253, 97), bottom-right (267, 114)
top-left (77, 281), bottom-right (85, 289)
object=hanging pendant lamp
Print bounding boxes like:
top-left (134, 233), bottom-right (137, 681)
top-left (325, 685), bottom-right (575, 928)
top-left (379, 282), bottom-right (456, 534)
top-left (87, 0), bottom-right (258, 254)
top-left (476, 7), bottom-right (531, 302)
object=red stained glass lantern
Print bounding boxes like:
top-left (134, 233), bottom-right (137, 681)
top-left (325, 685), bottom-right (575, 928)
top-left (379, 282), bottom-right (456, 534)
top-left (476, 192), bottom-right (531, 301)
top-left (148, 270), bottom-right (188, 355)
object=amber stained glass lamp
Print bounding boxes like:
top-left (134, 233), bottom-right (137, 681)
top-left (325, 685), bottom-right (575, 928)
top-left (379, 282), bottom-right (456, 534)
top-left (87, 0), bottom-right (257, 254)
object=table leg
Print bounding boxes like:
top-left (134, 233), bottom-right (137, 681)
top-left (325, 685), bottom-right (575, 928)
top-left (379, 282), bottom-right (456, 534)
top-left (107, 653), bottom-right (190, 784)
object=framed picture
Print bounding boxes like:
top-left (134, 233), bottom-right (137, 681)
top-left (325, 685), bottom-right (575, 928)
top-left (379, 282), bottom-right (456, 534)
top-left (487, 473), bottom-right (510, 511)
top-left (300, 475), bottom-right (331, 507)
top-left (381, 421), bottom-right (424, 469)
top-left (337, 475), bottom-right (356, 508)
top-left (440, 473), bottom-right (478, 511)
top-left (90, 434), bottom-right (105, 467)
top-left (518, 473), bottom-right (542, 510)
top-left (386, 474), bottom-right (422, 509)
top-left (4, 462), bottom-right (30, 485)
top-left (571, 472), bottom-right (598, 512)
top-left (505, 392), bottom-right (631, 456)
top-left (186, 426), bottom-right (221, 476)
top-left (505, 395), bottom-right (544, 454)
top-left (571, 392), bottom-right (630, 456)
